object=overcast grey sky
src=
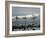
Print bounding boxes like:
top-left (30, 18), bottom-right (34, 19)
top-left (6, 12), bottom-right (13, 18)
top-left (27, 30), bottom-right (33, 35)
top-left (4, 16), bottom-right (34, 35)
top-left (12, 7), bottom-right (40, 16)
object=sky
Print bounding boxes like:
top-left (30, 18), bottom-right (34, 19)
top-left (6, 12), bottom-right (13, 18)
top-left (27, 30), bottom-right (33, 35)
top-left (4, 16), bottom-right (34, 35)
top-left (12, 7), bottom-right (40, 16)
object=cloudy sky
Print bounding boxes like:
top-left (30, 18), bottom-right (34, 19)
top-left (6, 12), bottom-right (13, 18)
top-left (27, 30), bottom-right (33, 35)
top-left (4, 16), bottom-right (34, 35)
top-left (12, 7), bottom-right (40, 16)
